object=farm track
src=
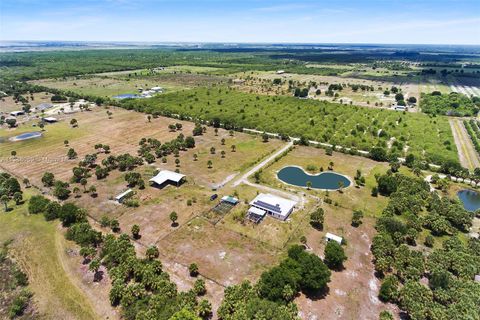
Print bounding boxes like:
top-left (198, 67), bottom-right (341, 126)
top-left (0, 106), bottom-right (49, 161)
top-left (449, 119), bottom-right (480, 170)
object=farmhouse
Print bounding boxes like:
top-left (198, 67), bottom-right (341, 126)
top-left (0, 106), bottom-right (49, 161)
top-left (43, 117), bottom-right (58, 123)
top-left (150, 170), bottom-right (186, 188)
top-left (10, 110), bottom-right (25, 117)
top-left (249, 193), bottom-right (296, 221)
top-left (325, 232), bottom-right (343, 244)
top-left (115, 189), bottom-right (133, 203)
top-left (276, 70), bottom-right (285, 74)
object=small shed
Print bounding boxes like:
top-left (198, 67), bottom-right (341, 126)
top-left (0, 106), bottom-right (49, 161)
top-left (325, 232), bottom-right (343, 244)
top-left (115, 189), bottom-right (133, 203)
top-left (10, 110), bottom-right (25, 117)
top-left (43, 117), bottom-right (58, 123)
top-left (247, 207), bottom-right (266, 224)
top-left (221, 196), bottom-right (239, 205)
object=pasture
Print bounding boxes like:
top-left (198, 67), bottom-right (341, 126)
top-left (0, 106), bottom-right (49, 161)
top-left (0, 105), bottom-right (289, 288)
top-left (0, 191), bottom-right (104, 320)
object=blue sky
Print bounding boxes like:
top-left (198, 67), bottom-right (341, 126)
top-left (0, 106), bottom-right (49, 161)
top-left (1, 0), bottom-right (479, 44)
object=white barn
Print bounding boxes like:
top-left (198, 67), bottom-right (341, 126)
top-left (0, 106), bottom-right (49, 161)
top-left (249, 193), bottom-right (296, 221)
top-left (150, 170), bottom-right (185, 188)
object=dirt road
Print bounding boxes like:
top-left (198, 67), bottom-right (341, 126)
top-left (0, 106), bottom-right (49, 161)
top-left (449, 119), bottom-right (480, 170)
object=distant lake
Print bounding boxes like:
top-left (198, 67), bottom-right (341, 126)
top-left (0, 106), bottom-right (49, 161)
top-left (277, 166), bottom-right (351, 190)
top-left (113, 93), bottom-right (141, 99)
top-left (457, 189), bottom-right (480, 212)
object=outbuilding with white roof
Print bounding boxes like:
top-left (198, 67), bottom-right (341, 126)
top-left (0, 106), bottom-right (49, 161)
top-left (325, 232), bottom-right (343, 244)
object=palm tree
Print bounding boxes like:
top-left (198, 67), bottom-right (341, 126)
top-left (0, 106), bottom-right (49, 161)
top-left (306, 181), bottom-right (312, 190)
top-left (221, 150), bottom-right (226, 158)
top-left (193, 154), bottom-right (198, 161)
top-left (231, 145), bottom-right (236, 152)
top-left (329, 161), bottom-right (334, 170)
top-left (207, 160), bottom-right (213, 169)
top-left (337, 181), bottom-right (344, 193)
top-left (169, 211), bottom-right (178, 226)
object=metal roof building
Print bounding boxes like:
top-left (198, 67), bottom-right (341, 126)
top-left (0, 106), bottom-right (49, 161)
top-left (115, 189), bottom-right (133, 203)
top-left (325, 232), bottom-right (343, 244)
top-left (249, 193), bottom-right (296, 221)
top-left (150, 170), bottom-right (185, 188)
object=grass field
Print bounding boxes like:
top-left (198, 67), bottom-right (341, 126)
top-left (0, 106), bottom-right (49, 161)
top-left (0, 191), bottom-right (100, 320)
top-left (0, 105), bottom-right (288, 289)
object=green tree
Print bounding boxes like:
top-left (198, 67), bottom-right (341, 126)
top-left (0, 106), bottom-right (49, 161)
top-left (169, 211), bottom-right (178, 226)
top-left (310, 207), bottom-right (324, 229)
top-left (110, 219), bottom-right (120, 232)
top-left (194, 278), bottom-right (206, 296)
top-left (131, 224), bottom-right (140, 239)
top-left (146, 245), bottom-right (159, 260)
top-left (41, 172), bottom-right (55, 187)
top-left (189, 263), bottom-right (199, 277)
top-left (379, 275), bottom-right (399, 302)
top-left (351, 210), bottom-right (364, 227)
top-left (324, 241), bottom-right (347, 269)
top-left (1, 195), bottom-right (9, 211)
top-left (13, 192), bottom-right (23, 205)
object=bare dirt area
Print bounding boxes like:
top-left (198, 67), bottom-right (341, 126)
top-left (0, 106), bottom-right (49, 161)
top-left (449, 118), bottom-right (480, 170)
top-left (296, 207), bottom-right (398, 320)
top-left (157, 217), bottom-right (281, 287)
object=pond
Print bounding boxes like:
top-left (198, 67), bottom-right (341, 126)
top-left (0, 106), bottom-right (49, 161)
top-left (277, 166), bottom-right (351, 190)
top-left (112, 93), bottom-right (141, 99)
top-left (457, 189), bottom-right (480, 212)
top-left (9, 131), bottom-right (43, 142)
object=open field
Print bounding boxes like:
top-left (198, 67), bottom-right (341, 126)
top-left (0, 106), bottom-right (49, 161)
top-left (233, 71), bottom-right (420, 108)
top-left (0, 105), bottom-right (289, 293)
top-left (0, 191), bottom-right (103, 320)
top-left (30, 71), bottom-right (227, 99)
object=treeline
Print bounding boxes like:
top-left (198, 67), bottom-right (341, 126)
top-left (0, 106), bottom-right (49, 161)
top-left (420, 92), bottom-right (480, 117)
top-left (371, 172), bottom-right (480, 319)
top-left (464, 119), bottom-right (480, 155)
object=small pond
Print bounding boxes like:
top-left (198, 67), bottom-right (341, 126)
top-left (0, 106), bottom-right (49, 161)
top-left (9, 131), bottom-right (43, 142)
top-left (457, 189), bottom-right (480, 212)
top-left (277, 166), bottom-right (351, 190)
top-left (113, 93), bottom-right (141, 99)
